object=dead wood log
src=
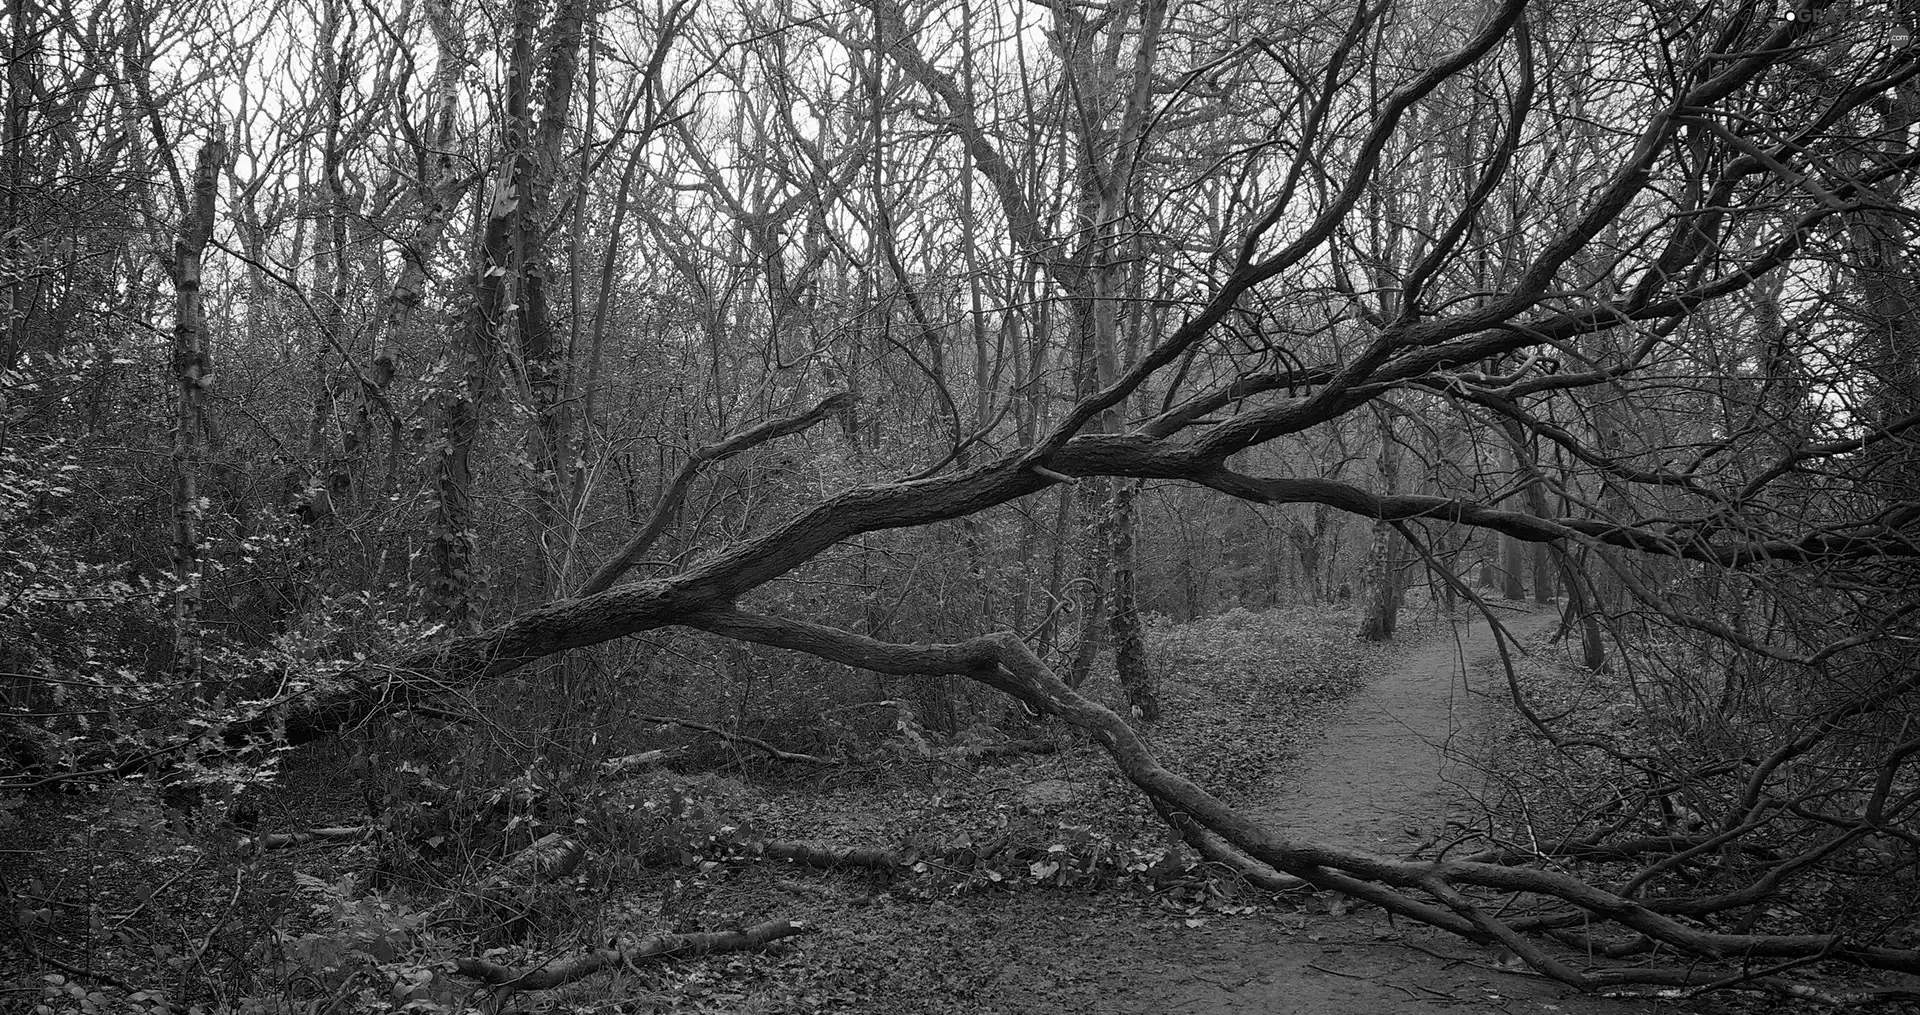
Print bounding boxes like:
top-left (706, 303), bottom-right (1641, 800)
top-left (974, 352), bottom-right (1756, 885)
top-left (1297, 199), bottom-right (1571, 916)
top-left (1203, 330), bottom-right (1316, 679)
top-left (239, 825), bottom-right (373, 850)
top-left (599, 746), bottom-right (690, 777)
top-left (773, 878), bottom-right (835, 899)
top-left (449, 919), bottom-right (805, 999)
top-left (635, 714), bottom-right (838, 765)
top-left (956, 737), bottom-right (1056, 763)
top-left (1157, 805), bottom-right (1308, 893)
top-left (489, 831), bottom-right (586, 886)
top-left (443, 832), bottom-right (585, 935)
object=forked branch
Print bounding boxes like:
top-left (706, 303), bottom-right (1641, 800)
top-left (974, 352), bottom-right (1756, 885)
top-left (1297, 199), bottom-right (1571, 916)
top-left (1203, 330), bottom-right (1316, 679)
top-left (576, 390), bottom-right (852, 596)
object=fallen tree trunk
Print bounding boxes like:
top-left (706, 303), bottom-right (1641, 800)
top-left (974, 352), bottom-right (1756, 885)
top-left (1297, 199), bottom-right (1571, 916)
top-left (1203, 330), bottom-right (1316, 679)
top-left (448, 832), bottom-right (586, 937)
top-left (957, 738), bottom-right (1056, 763)
top-left (449, 919), bottom-right (805, 1006)
top-left (18, 9), bottom-right (1919, 994)
top-left (599, 746), bottom-right (690, 777)
top-left (636, 714), bottom-right (838, 765)
top-left (239, 825), bottom-right (373, 850)
top-left (480, 832), bottom-right (586, 889)
top-left (1152, 799), bottom-right (1308, 893)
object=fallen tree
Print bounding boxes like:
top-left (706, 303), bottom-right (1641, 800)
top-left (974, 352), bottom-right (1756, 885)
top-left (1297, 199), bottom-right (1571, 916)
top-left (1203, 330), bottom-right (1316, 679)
top-left (13, 0), bottom-right (1920, 1001)
top-left (449, 919), bottom-right (807, 1010)
top-left (634, 714), bottom-right (838, 766)
top-left (450, 831), bottom-right (588, 939)
top-left (686, 605), bottom-right (1920, 988)
top-left (239, 825), bottom-right (373, 851)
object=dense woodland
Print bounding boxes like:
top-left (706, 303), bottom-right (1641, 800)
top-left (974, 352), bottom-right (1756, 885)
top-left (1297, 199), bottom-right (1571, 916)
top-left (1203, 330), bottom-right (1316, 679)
top-left (2, 0), bottom-right (1919, 1007)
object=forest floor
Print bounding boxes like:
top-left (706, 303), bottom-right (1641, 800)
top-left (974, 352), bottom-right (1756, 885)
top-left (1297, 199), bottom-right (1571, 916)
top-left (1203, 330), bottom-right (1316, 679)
top-left (689, 604), bottom-right (1714, 1015)
top-left (2, 605), bottom-right (1799, 1014)
top-left (1093, 605), bottom-right (1682, 1015)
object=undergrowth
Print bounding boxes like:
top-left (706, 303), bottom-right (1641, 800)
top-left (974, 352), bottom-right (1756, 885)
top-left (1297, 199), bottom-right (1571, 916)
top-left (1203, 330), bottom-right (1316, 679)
top-left (3, 603), bottom-right (1403, 1014)
top-left (1475, 625), bottom-right (1920, 1004)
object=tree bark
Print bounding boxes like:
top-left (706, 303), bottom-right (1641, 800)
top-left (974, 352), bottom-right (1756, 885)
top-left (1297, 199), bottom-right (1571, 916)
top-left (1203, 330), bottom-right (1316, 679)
top-left (515, 0), bottom-right (590, 593)
top-left (451, 919), bottom-right (804, 1001)
top-left (1064, 477), bottom-right (1111, 689)
top-left (165, 135), bottom-right (225, 684)
top-left (1356, 522), bottom-right (1395, 640)
top-left (1358, 408), bottom-right (1402, 640)
top-left (575, 391), bottom-right (850, 596)
top-left (1532, 541), bottom-right (1554, 603)
top-left (1107, 477), bottom-right (1157, 718)
top-left (431, 170), bottom-right (515, 631)
top-left (1555, 547), bottom-right (1608, 672)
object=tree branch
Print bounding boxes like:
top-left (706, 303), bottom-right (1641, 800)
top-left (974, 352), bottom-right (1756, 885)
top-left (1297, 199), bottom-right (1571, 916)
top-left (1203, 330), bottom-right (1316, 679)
top-left (449, 919), bottom-right (805, 999)
top-left (677, 606), bottom-right (1920, 983)
top-left (575, 390), bottom-right (852, 596)
top-left (636, 713), bottom-right (837, 765)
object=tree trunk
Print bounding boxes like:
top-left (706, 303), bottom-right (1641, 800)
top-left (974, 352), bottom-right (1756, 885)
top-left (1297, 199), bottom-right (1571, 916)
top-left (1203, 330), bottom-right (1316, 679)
top-left (311, 2), bottom-right (351, 516)
top-left (0, 0), bottom-right (37, 444)
top-left (1588, 400), bottom-right (1627, 614)
top-left (1501, 532), bottom-right (1526, 601)
top-left (516, 0), bottom-right (589, 595)
top-left (165, 136), bottom-right (225, 684)
top-left (1556, 547), bottom-right (1608, 672)
top-left (1107, 477), bottom-right (1157, 719)
top-left (432, 169), bottom-right (515, 631)
top-left (1519, 439), bottom-right (1555, 606)
top-left (1064, 475), bottom-right (1111, 689)
top-left (1356, 519), bottom-right (1397, 641)
top-left (1358, 408), bottom-right (1402, 640)
top-left (1081, 0), bottom-right (1163, 707)
top-left (1498, 435), bottom-right (1528, 600)
top-left (1532, 540), bottom-right (1554, 604)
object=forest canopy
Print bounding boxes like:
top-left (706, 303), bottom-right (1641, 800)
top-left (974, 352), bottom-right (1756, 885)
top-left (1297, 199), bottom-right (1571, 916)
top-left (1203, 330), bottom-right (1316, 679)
top-left (2, 0), bottom-right (1918, 999)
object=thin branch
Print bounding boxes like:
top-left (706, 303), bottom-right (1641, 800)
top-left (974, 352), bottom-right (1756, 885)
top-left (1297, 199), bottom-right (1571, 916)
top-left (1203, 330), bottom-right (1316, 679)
top-left (636, 713), bottom-right (837, 765)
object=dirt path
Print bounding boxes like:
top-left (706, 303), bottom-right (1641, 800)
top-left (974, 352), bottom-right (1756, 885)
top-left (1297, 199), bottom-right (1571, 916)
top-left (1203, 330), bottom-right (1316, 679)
top-left (1025, 607), bottom-right (1707, 1015)
top-left (1240, 606), bottom-right (1559, 856)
